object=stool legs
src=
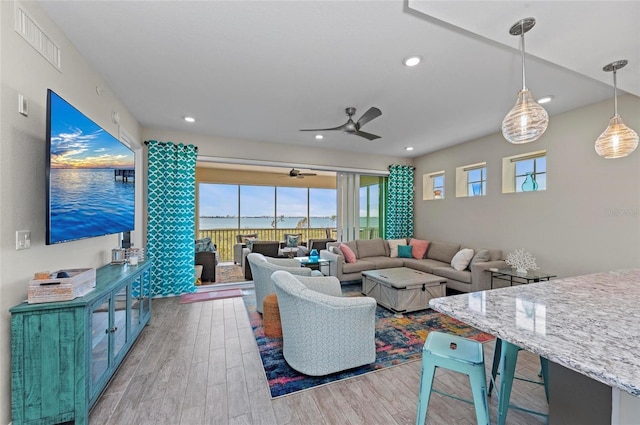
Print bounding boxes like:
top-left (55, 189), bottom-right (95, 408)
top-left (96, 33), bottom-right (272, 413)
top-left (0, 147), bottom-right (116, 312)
top-left (496, 340), bottom-right (519, 425)
top-left (415, 361), bottom-right (436, 425)
top-left (468, 364), bottom-right (490, 425)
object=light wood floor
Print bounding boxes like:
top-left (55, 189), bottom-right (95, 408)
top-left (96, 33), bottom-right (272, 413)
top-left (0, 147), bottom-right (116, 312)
top-left (89, 292), bottom-right (548, 425)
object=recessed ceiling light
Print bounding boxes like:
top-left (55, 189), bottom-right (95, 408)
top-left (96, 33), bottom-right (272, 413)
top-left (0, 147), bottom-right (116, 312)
top-left (315, 134), bottom-right (324, 140)
top-left (405, 146), bottom-right (414, 151)
top-left (537, 95), bottom-right (554, 104)
top-left (184, 116), bottom-right (195, 123)
top-left (403, 56), bottom-right (422, 67)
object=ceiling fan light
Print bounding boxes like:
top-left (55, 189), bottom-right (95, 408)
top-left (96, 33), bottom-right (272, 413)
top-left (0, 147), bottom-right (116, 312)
top-left (595, 115), bottom-right (639, 159)
top-left (502, 89), bottom-right (549, 144)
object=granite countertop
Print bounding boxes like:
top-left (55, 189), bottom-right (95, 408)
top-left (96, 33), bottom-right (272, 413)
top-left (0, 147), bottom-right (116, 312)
top-left (429, 268), bottom-right (640, 397)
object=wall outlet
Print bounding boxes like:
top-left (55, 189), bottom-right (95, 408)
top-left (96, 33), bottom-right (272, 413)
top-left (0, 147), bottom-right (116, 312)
top-left (18, 94), bottom-right (28, 116)
top-left (16, 230), bottom-right (31, 250)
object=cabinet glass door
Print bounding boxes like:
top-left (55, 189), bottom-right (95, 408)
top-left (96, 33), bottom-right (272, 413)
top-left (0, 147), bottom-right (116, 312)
top-left (113, 284), bottom-right (128, 360)
top-left (130, 276), bottom-right (141, 333)
top-left (90, 296), bottom-right (110, 388)
top-left (141, 269), bottom-right (151, 318)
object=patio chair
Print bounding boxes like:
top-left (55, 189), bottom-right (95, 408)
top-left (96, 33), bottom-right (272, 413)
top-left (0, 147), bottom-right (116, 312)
top-left (234, 233), bottom-right (258, 265)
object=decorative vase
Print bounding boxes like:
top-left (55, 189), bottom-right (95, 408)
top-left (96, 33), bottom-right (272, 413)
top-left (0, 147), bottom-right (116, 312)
top-left (521, 172), bottom-right (538, 192)
top-left (309, 249), bottom-right (319, 262)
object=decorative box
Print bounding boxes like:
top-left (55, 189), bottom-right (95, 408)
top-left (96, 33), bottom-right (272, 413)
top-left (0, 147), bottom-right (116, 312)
top-left (27, 268), bottom-right (96, 304)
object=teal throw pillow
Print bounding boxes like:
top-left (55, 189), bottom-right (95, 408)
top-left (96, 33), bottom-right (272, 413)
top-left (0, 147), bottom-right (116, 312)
top-left (286, 234), bottom-right (300, 247)
top-left (398, 245), bottom-right (413, 258)
top-left (246, 237), bottom-right (258, 250)
top-left (195, 237), bottom-right (215, 253)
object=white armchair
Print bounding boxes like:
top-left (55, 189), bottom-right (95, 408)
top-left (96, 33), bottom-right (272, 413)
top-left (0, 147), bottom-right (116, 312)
top-left (271, 270), bottom-right (377, 376)
top-left (247, 253), bottom-right (321, 313)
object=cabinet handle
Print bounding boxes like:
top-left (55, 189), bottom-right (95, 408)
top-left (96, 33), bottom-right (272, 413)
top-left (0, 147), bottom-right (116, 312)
top-left (105, 327), bottom-right (118, 334)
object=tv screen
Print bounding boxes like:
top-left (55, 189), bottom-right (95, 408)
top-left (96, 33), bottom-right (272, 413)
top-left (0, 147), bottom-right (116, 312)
top-left (46, 89), bottom-right (135, 245)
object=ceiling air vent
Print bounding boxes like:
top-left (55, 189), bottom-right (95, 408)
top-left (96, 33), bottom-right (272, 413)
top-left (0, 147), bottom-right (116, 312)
top-left (14, 3), bottom-right (61, 71)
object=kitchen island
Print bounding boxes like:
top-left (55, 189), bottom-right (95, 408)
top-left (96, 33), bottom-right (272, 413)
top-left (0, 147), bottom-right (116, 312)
top-left (429, 268), bottom-right (640, 425)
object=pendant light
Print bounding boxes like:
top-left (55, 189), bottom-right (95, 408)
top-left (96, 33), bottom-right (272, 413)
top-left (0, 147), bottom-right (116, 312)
top-left (502, 17), bottom-right (549, 144)
top-left (594, 60), bottom-right (638, 159)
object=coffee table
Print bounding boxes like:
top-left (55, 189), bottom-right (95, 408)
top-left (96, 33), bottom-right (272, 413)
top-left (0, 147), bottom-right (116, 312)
top-left (361, 267), bottom-right (446, 314)
top-left (295, 256), bottom-right (331, 275)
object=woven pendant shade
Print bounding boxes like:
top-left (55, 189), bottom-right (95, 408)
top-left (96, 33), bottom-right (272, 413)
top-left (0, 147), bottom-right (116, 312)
top-left (502, 89), bottom-right (549, 144)
top-left (595, 114), bottom-right (639, 159)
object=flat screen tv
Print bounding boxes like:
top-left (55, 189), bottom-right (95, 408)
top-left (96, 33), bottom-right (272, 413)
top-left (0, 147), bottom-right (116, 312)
top-left (46, 89), bottom-right (135, 245)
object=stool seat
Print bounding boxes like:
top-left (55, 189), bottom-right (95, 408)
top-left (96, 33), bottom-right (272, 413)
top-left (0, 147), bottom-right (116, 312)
top-left (416, 332), bottom-right (490, 425)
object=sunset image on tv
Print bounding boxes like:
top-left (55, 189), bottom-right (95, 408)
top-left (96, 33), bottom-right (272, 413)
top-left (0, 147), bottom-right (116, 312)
top-left (46, 90), bottom-right (135, 244)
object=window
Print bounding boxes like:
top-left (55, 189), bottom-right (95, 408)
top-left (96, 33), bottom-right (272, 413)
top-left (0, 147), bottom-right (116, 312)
top-left (423, 171), bottom-right (445, 200)
top-left (455, 162), bottom-right (486, 197)
top-left (501, 150), bottom-right (546, 193)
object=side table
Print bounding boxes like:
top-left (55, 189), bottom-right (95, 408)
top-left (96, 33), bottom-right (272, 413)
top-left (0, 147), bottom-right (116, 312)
top-left (295, 256), bottom-right (331, 276)
top-left (490, 268), bottom-right (557, 289)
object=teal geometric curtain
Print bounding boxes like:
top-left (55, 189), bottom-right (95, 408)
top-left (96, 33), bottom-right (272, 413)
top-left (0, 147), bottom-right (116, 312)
top-left (385, 165), bottom-right (415, 239)
top-left (146, 140), bottom-right (198, 296)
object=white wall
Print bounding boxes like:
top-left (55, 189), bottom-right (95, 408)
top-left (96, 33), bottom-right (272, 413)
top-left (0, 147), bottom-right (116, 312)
top-left (414, 94), bottom-right (640, 278)
top-left (0, 2), bottom-right (142, 421)
top-left (143, 127), bottom-right (411, 173)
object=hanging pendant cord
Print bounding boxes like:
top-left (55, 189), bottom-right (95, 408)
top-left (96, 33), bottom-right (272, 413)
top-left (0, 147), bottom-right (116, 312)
top-left (520, 21), bottom-right (527, 90)
top-left (613, 69), bottom-right (618, 116)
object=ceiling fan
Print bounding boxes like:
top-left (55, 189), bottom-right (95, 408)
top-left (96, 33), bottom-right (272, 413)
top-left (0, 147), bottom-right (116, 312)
top-left (300, 107), bottom-right (382, 140)
top-left (288, 168), bottom-right (317, 178)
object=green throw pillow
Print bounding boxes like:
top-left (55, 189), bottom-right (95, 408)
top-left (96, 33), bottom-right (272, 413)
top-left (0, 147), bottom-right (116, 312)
top-left (195, 237), bottom-right (215, 253)
top-left (286, 235), bottom-right (300, 247)
top-left (398, 245), bottom-right (413, 258)
top-left (246, 237), bottom-right (258, 250)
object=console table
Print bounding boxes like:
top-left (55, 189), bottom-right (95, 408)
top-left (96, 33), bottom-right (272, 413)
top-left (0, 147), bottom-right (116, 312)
top-left (10, 261), bottom-right (152, 425)
top-left (490, 267), bottom-right (556, 289)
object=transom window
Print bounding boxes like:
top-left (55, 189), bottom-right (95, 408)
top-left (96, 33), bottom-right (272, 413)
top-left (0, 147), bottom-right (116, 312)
top-left (467, 167), bottom-right (486, 196)
top-left (514, 155), bottom-right (546, 192)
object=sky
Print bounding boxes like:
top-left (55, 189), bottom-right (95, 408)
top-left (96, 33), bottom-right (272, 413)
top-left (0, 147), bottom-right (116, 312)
top-left (199, 184), bottom-right (337, 217)
top-left (49, 90), bottom-right (134, 169)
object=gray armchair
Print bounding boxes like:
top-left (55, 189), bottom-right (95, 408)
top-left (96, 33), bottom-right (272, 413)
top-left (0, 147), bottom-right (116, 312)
top-left (234, 233), bottom-right (258, 265)
top-left (242, 240), bottom-right (282, 279)
top-left (247, 253), bottom-right (321, 312)
top-left (271, 270), bottom-right (377, 376)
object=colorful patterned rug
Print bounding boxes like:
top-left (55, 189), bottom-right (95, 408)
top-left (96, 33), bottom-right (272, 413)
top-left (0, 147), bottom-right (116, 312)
top-left (243, 284), bottom-right (494, 398)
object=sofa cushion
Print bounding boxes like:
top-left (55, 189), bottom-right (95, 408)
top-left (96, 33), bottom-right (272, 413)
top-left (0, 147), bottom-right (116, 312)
top-left (432, 266), bottom-right (472, 284)
top-left (356, 238), bottom-right (386, 258)
top-left (470, 249), bottom-right (491, 265)
top-left (343, 259), bottom-right (377, 274)
top-left (387, 239), bottom-right (406, 258)
top-left (451, 248), bottom-right (475, 271)
top-left (245, 237), bottom-right (258, 250)
top-left (398, 245), bottom-right (413, 258)
top-left (340, 243), bottom-right (357, 263)
top-left (365, 256), bottom-right (405, 269)
top-left (402, 258), bottom-right (449, 274)
top-left (409, 238), bottom-right (430, 259)
top-left (426, 241), bottom-right (461, 263)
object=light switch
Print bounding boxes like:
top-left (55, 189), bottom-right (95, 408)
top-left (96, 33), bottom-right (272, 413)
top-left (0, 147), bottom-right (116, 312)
top-left (16, 230), bottom-right (31, 250)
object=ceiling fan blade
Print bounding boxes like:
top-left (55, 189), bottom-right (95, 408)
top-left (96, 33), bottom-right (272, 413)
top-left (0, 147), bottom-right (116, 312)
top-left (354, 130), bottom-right (381, 141)
top-left (356, 107), bottom-right (382, 129)
top-left (300, 124), bottom-right (346, 132)
top-left (300, 172), bottom-right (317, 176)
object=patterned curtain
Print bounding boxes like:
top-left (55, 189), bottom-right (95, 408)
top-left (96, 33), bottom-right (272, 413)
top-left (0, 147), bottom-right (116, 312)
top-left (146, 140), bottom-right (198, 296)
top-left (385, 165), bottom-right (415, 239)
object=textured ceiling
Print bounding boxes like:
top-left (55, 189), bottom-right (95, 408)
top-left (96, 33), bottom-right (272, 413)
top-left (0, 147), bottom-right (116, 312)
top-left (39, 1), bottom-right (637, 159)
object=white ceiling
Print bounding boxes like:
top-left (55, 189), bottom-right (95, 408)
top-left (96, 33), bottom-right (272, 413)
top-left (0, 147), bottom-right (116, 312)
top-left (39, 1), bottom-right (639, 159)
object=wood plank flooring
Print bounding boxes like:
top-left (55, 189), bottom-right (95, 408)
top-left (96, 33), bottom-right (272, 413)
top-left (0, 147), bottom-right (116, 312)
top-left (89, 294), bottom-right (548, 424)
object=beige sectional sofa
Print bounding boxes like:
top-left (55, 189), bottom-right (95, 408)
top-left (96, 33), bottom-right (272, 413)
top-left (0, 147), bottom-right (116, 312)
top-left (320, 238), bottom-right (507, 293)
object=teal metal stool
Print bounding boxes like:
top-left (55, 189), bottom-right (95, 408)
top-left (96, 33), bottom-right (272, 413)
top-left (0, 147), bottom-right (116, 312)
top-left (488, 338), bottom-right (549, 425)
top-left (416, 332), bottom-right (490, 425)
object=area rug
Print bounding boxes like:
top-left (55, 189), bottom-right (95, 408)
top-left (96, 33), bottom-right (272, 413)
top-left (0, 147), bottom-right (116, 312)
top-left (180, 289), bottom-right (243, 303)
top-left (200, 263), bottom-right (247, 285)
top-left (243, 285), bottom-right (494, 398)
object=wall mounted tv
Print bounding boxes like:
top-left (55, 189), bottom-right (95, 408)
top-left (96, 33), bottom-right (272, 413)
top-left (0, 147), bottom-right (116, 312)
top-left (46, 89), bottom-right (135, 245)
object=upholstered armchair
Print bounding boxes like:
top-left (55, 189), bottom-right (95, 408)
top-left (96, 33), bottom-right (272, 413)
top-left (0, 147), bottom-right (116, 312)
top-left (271, 270), bottom-right (377, 376)
top-left (234, 233), bottom-right (258, 265)
top-left (247, 252), bottom-right (321, 312)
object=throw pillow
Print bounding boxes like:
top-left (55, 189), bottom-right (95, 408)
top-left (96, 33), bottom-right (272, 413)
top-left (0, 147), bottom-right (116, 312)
top-left (409, 238), bottom-right (429, 259)
top-left (470, 249), bottom-right (491, 265)
top-left (339, 243), bottom-right (357, 263)
top-left (195, 237), bottom-right (215, 253)
top-left (245, 237), bottom-right (258, 250)
top-left (451, 248), bottom-right (475, 271)
top-left (398, 245), bottom-right (413, 258)
top-left (387, 239), bottom-right (406, 258)
top-left (286, 234), bottom-right (300, 248)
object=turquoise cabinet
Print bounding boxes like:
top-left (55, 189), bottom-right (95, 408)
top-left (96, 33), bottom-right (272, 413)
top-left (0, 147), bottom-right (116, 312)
top-left (10, 261), bottom-right (152, 425)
